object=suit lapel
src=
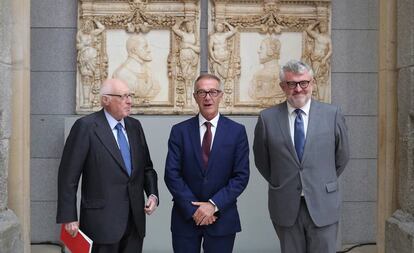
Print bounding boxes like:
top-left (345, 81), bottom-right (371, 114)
top-left (206, 115), bottom-right (226, 175)
top-left (94, 110), bottom-right (129, 176)
top-left (301, 100), bottom-right (318, 164)
top-left (277, 102), bottom-right (301, 165)
top-left (189, 116), bottom-right (204, 172)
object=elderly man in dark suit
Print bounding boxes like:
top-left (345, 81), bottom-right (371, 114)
top-left (56, 78), bottom-right (159, 253)
top-left (253, 60), bottom-right (349, 253)
top-left (165, 74), bottom-right (250, 253)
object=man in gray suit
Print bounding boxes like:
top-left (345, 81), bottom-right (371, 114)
top-left (253, 59), bottom-right (349, 253)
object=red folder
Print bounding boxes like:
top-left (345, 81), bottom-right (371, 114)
top-left (60, 224), bottom-right (93, 253)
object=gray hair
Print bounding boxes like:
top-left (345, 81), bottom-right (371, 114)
top-left (279, 60), bottom-right (314, 82)
top-left (193, 73), bottom-right (224, 91)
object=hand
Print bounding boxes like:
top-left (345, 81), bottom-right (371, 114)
top-left (144, 195), bottom-right (157, 215)
top-left (192, 201), bottom-right (216, 226)
top-left (64, 221), bottom-right (79, 238)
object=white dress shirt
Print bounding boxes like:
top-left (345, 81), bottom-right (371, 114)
top-left (287, 99), bottom-right (311, 147)
top-left (198, 113), bottom-right (220, 149)
top-left (104, 109), bottom-right (129, 147)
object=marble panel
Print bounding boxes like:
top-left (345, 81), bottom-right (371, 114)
top-left (31, 0), bottom-right (77, 28)
top-left (30, 158), bottom-right (60, 201)
top-left (340, 159), bottom-right (377, 202)
top-left (31, 201), bottom-right (60, 243)
top-left (332, 0), bottom-right (378, 30)
top-left (341, 201), bottom-right (376, 244)
top-left (331, 73), bottom-right (378, 116)
top-left (346, 116), bottom-right (377, 159)
top-left (31, 28), bottom-right (77, 72)
top-left (31, 115), bottom-right (66, 158)
top-left (332, 30), bottom-right (377, 73)
top-left (31, 71), bottom-right (76, 115)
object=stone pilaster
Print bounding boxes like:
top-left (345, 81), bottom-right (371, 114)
top-left (385, 0), bottom-right (414, 252)
top-left (8, 0), bottom-right (31, 251)
top-left (377, 0), bottom-right (398, 252)
top-left (0, 0), bottom-right (24, 252)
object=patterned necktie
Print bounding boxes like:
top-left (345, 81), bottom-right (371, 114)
top-left (115, 123), bottom-right (132, 176)
top-left (294, 109), bottom-right (305, 162)
top-left (201, 122), bottom-right (212, 168)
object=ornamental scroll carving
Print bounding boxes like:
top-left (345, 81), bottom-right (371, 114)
top-left (76, 0), bottom-right (332, 115)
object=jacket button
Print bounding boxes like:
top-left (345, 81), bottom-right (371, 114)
top-left (297, 186), bottom-right (301, 191)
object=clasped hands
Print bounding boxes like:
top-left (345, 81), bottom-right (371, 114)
top-left (192, 201), bottom-right (217, 226)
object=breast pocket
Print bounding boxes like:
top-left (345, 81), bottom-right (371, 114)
top-left (325, 181), bottom-right (338, 193)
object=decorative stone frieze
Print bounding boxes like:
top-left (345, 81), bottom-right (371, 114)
top-left (76, 0), bottom-right (331, 115)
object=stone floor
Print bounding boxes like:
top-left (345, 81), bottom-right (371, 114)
top-left (31, 244), bottom-right (62, 253)
top-left (31, 244), bottom-right (377, 253)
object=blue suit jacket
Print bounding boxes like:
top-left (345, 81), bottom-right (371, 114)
top-left (164, 115), bottom-right (250, 236)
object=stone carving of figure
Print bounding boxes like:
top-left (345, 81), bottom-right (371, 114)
top-left (249, 37), bottom-right (284, 106)
top-left (112, 34), bottom-right (160, 104)
top-left (172, 19), bottom-right (200, 106)
top-left (209, 22), bottom-right (237, 81)
top-left (304, 20), bottom-right (332, 101)
top-left (77, 19), bottom-right (105, 107)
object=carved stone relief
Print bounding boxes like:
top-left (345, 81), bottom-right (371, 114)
top-left (76, 0), bottom-right (200, 114)
top-left (76, 0), bottom-right (331, 115)
top-left (210, 0), bottom-right (332, 114)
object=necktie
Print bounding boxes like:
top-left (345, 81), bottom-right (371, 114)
top-left (201, 122), bottom-right (212, 168)
top-left (115, 123), bottom-right (132, 176)
top-left (294, 109), bottom-right (305, 162)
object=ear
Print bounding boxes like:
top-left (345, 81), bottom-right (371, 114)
top-left (101, 95), bottom-right (110, 106)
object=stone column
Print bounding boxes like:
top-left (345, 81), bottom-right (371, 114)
top-left (385, 0), bottom-right (414, 252)
top-left (8, 0), bottom-right (31, 252)
top-left (0, 0), bottom-right (24, 252)
top-left (377, 0), bottom-right (398, 252)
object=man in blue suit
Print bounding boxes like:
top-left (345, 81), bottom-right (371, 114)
top-left (165, 74), bottom-right (250, 253)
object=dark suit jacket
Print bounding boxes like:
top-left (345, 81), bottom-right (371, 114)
top-left (253, 100), bottom-right (349, 227)
top-left (164, 115), bottom-right (250, 236)
top-left (56, 109), bottom-right (158, 244)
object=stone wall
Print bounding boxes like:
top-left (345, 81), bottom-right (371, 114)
top-left (385, 0), bottom-right (414, 251)
top-left (331, 0), bottom-right (378, 244)
top-left (0, 0), bottom-right (23, 252)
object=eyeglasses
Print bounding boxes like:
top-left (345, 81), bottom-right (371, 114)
top-left (194, 89), bottom-right (222, 98)
top-left (283, 80), bottom-right (312, 89)
top-left (104, 93), bottom-right (133, 100)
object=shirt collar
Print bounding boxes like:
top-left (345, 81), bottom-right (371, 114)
top-left (198, 113), bottom-right (220, 128)
top-left (104, 109), bottom-right (126, 130)
top-left (287, 99), bottom-right (311, 116)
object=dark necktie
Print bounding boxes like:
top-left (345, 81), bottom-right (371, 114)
top-left (115, 123), bottom-right (132, 176)
top-left (294, 109), bottom-right (305, 162)
top-left (201, 122), bottom-right (212, 168)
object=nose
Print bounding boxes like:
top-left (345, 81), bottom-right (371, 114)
top-left (204, 93), bottom-right (213, 99)
top-left (294, 84), bottom-right (303, 92)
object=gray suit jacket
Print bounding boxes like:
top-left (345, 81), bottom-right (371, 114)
top-left (253, 100), bottom-right (349, 227)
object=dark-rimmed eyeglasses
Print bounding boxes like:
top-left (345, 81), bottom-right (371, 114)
top-left (104, 93), bottom-right (133, 100)
top-left (283, 80), bottom-right (312, 89)
top-left (194, 89), bottom-right (222, 98)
